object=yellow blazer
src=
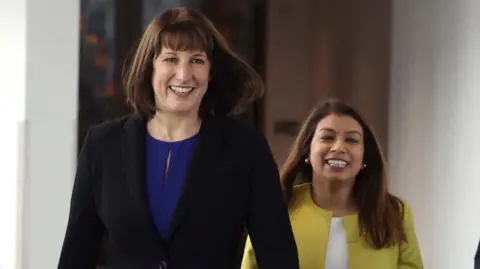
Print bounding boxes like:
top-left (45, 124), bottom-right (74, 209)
top-left (241, 183), bottom-right (423, 269)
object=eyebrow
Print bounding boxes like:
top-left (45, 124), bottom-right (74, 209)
top-left (319, 128), bottom-right (363, 136)
top-left (192, 53), bottom-right (207, 57)
top-left (160, 52), bottom-right (206, 58)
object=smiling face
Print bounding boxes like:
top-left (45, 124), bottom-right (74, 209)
top-left (152, 46), bottom-right (211, 115)
top-left (309, 113), bottom-right (364, 182)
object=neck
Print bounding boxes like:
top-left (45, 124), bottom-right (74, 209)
top-left (311, 174), bottom-right (356, 217)
top-left (147, 111), bottom-right (201, 142)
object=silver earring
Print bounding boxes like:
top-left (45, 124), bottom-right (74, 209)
top-left (362, 164), bottom-right (367, 169)
top-left (305, 158), bottom-right (309, 164)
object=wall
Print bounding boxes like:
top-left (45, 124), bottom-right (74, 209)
top-left (389, 0), bottom-right (480, 268)
top-left (263, 0), bottom-right (315, 165)
top-left (0, 0), bottom-right (80, 268)
top-left (264, 0), bottom-right (391, 165)
top-left (311, 0), bottom-right (392, 152)
top-left (0, 2), bottom-right (27, 268)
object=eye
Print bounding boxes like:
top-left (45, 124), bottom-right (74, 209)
top-left (163, 57), bottom-right (177, 63)
top-left (191, 58), bottom-right (205, 64)
top-left (321, 135), bottom-right (335, 141)
top-left (346, 137), bottom-right (359, 144)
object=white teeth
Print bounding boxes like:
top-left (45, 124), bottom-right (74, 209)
top-left (169, 86), bottom-right (194, 93)
top-left (327, 159), bottom-right (347, 168)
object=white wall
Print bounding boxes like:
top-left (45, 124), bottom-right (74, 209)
top-left (0, 2), bottom-right (27, 268)
top-left (0, 0), bottom-right (79, 268)
top-left (389, 0), bottom-right (480, 268)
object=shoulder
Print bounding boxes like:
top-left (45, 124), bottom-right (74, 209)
top-left (210, 116), bottom-right (267, 149)
top-left (211, 116), bottom-right (262, 140)
top-left (402, 201), bottom-right (415, 224)
top-left (292, 183), bottom-right (311, 198)
top-left (391, 196), bottom-right (415, 226)
top-left (289, 183), bottom-right (313, 210)
top-left (209, 117), bottom-right (276, 165)
top-left (84, 113), bottom-right (140, 146)
top-left (394, 197), bottom-right (413, 220)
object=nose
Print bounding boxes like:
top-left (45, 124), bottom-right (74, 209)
top-left (331, 139), bottom-right (347, 152)
top-left (175, 61), bottom-right (193, 82)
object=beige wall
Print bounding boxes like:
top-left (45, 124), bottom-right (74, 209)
top-left (263, 0), bottom-right (315, 166)
top-left (264, 0), bottom-right (392, 166)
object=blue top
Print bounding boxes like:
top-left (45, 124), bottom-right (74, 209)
top-left (146, 132), bottom-right (197, 239)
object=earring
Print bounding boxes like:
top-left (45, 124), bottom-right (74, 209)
top-left (305, 158), bottom-right (310, 164)
top-left (362, 164), bottom-right (367, 169)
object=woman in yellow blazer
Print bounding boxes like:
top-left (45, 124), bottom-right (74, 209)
top-left (242, 99), bottom-right (423, 269)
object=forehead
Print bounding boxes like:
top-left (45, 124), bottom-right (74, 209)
top-left (157, 22), bottom-right (213, 56)
top-left (315, 114), bottom-right (363, 134)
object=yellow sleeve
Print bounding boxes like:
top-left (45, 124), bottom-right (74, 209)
top-left (241, 235), bottom-right (258, 269)
top-left (398, 202), bottom-right (424, 269)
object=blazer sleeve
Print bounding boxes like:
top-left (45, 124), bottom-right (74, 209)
top-left (58, 129), bottom-right (104, 269)
top-left (244, 134), bottom-right (299, 269)
top-left (398, 202), bottom-right (424, 269)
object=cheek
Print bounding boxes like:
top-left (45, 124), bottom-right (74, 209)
top-left (350, 149), bottom-right (364, 170)
top-left (194, 66), bottom-right (211, 85)
top-left (196, 73), bottom-right (210, 87)
top-left (309, 145), bottom-right (327, 166)
top-left (152, 69), bottom-right (168, 90)
top-left (152, 60), bottom-right (174, 82)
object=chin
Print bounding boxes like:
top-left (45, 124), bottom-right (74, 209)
top-left (327, 177), bottom-right (348, 182)
top-left (324, 173), bottom-right (352, 182)
top-left (164, 103), bottom-right (199, 114)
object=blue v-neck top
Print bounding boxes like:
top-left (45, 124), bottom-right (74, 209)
top-left (146, 132), bottom-right (197, 239)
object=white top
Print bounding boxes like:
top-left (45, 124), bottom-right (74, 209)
top-left (324, 217), bottom-right (349, 269)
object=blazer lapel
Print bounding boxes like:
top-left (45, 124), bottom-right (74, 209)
top-left (121, 114), bottom-right (165, 248)
top-left (167, 116), bottom-right (224, 239)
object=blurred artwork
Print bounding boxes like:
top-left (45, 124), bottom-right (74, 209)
top-left (79, 0), bottom-right (125, 150)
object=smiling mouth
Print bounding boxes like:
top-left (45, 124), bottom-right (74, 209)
top-left (169, 86), bottom-right (195, 95)
top-left (325, 159), bottom-right (349, 168)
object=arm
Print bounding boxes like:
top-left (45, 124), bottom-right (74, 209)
top-left (398, 203), bottom-right (424, 269)
top-left (244, 134), bottom-right (299, 269)
top-left (58, 129), bottom-right (104, 269)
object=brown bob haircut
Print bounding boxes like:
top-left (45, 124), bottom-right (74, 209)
top-left (281, 98), bottom-right (407, 249)
top-left (123, 7), bottom-right (264, 119)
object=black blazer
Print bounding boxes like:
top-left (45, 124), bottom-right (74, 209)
top-left (58, 113), bottom-right (299, 269)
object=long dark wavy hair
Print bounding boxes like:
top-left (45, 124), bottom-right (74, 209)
top-left (281, 98), bottom-right (407, 249)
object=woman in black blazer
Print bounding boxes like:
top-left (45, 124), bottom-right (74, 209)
top-left (58, 6), bottom-right (298, 269)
